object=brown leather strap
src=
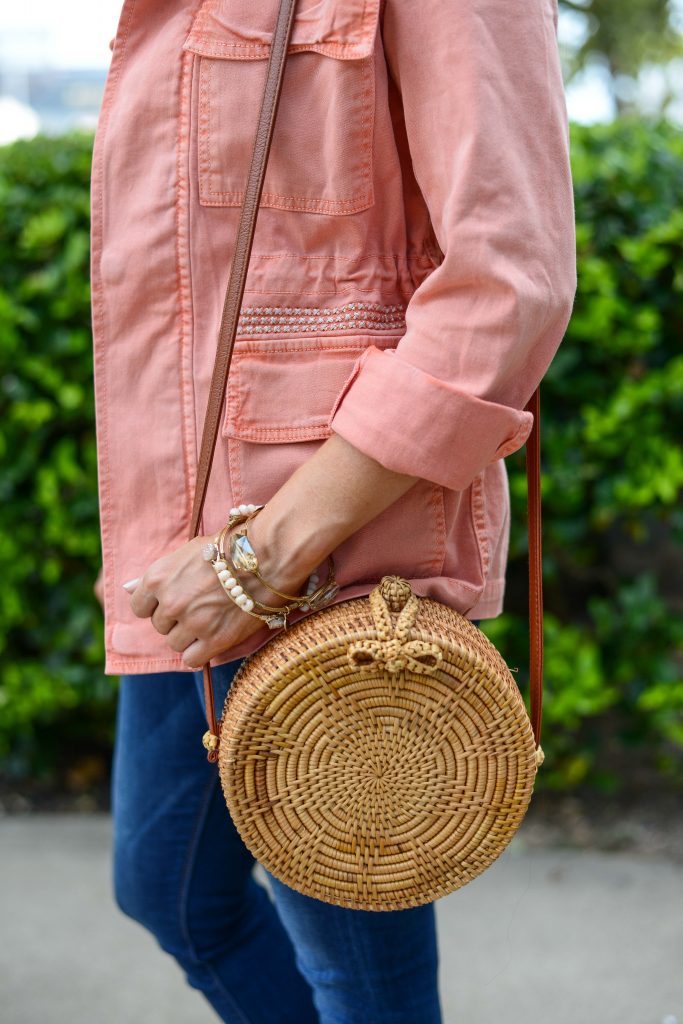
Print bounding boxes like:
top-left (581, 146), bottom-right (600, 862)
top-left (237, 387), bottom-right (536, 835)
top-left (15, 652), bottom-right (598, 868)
top-left (188, 0), bottom-right (545, 757)
top-left (187, 0), bottom-right (299, 757)
top-left (525, 386), bottom-right (543, 748)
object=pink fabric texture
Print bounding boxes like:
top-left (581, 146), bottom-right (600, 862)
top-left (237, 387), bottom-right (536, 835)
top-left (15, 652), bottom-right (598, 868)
top-left (91, 0), bottom-right (577, 675)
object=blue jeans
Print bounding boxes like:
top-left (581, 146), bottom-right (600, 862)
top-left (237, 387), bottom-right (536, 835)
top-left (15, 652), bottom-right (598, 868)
top-left (111, 656), bottom-right (449, 1024)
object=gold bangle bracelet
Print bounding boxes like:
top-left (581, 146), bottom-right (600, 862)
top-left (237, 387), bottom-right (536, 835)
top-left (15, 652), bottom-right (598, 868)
top-left (218, 508), bottom-right (310, 603)
top-left (225, 520), bottom-right (339, 611)
top-left (209, 547), bottom-right (300, 630)
top-left (200, 504), bottom-right (265, 565)
top-left (217, 521), bottom-right (311, 610)
top-left (207, 503), bottom-right (340, 617)
top-left (212, 534), bottom-right (304, 615)
top-left (242, 513), bottom-right (338, 605)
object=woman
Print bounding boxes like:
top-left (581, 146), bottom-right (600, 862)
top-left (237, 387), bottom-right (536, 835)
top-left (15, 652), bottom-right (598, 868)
top-left (92, 0), bottom-right (576, 1020)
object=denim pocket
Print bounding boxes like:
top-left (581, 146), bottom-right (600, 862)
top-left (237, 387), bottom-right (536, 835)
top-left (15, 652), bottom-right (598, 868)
top-left (220, 331), bottom-right (447, 583)
top-left (183, 0), bottom-right (379, 215)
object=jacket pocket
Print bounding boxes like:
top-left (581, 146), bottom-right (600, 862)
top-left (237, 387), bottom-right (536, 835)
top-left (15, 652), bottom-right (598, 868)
top-left (220, 334), bottom-right (447, 583)
top-left (182, 0), bottom-right (379, 215)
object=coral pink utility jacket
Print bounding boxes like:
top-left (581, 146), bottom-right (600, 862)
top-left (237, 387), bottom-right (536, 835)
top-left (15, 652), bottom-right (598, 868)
top-left (91, 0), bottom-right (577, 675)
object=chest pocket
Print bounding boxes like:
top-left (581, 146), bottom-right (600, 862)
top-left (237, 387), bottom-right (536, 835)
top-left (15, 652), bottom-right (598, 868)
top-left (182, 0), bottom-right (380, 215)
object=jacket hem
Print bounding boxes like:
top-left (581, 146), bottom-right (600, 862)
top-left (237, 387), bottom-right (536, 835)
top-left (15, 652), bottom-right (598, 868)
top-left (103, 574), bottom-right (506, 675)
top-left (465, 579), bottom-right (506, 620)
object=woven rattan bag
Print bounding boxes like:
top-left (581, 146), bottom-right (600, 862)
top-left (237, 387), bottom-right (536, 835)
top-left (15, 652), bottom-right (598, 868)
top-left (188, 0), bottom-right (545, 911)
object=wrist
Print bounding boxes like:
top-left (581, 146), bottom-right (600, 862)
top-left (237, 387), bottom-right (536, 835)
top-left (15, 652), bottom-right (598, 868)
top-left (241, 499), bottom-right (333, 594)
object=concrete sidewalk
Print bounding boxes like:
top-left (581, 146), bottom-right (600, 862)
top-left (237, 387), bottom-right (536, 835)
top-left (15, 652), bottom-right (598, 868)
top-left (1, 815), bottom-right (681, 1024)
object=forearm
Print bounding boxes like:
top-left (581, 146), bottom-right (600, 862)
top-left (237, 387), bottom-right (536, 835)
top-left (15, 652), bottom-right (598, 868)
top-left (247, 431), bottom-right (420, 590)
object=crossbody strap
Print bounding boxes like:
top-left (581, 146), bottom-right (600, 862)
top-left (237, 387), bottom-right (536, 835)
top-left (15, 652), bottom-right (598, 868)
top-left (187, 0), bottom-right (544, 759)
top-left (525, 387), bottom-right (544, 747)
top-left (187, 0), bottom-right (299, 754)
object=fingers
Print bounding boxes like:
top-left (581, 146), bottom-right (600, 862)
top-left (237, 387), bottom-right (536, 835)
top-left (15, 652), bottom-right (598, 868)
top-left (121, 540), bottom-right (249, 667)
top-left (164, 621), bottom-right (199, 655)
top-left (129, 581), bottom-right (160, 619)
top-left (125, 563), bottom-right (199, 648)
top-left (127, 578), bottom-right (202, 660)
top-left (124, 568), bottom-right (208, 661)
top-left (151, 605), bottom-right (178, 636)
top-left (181, 639), bottom-right (208, 670)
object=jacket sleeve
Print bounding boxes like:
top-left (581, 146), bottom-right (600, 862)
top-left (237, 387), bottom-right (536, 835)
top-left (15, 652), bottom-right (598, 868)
top-left (327, 0), bottom-right (577, 491)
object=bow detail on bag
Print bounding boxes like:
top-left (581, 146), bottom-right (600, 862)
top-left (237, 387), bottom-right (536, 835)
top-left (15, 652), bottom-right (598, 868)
top-left (347, 635), bottom-right (442, 675)
top-left (347, 576), bottom-right (443, 676)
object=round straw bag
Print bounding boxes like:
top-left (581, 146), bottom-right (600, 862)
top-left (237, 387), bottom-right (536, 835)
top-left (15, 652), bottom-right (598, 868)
top-left (189, 0), bottom-right (545, 912)
top-left (214, 576), bottom-right (543, 911)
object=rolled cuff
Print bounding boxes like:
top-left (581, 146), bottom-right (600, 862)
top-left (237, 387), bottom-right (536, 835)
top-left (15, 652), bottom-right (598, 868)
top-left (327, 345), bottom-right (533, 491)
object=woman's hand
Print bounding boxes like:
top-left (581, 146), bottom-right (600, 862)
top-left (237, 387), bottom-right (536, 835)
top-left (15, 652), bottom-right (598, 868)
top-left (125, 432), bottom-right (420, 667)
top-left (127, 531), bottom-right (311, 669)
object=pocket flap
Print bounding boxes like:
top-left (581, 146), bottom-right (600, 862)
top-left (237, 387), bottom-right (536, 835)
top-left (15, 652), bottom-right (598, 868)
top-left (223, 337), bottom-right (397, 443)
top-left (183, 0), bottom-right (380, 61)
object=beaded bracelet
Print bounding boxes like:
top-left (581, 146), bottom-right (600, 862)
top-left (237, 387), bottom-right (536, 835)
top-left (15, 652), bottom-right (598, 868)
top-left (220, 520), bottom-right (305, 603)
top-left (208, 552), bottom-right (300, 630)
top-left (200, 503), bottom-right (263, 564)
top-left (202, 501), bottom-right (340, 626)
top-left (210, 503), bottom-right (339, 610)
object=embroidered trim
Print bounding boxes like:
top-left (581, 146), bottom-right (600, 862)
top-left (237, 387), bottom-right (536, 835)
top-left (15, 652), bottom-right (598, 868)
top-left (237, 301), bottom-right (407, 335)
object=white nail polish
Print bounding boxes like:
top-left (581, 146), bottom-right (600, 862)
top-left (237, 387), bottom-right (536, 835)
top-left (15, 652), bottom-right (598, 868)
top-left (122, 577), bottom-right (141, 591)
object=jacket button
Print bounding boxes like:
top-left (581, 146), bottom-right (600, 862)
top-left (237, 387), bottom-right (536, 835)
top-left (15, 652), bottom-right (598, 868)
top-left (109, 38), bottom-right (116, 52)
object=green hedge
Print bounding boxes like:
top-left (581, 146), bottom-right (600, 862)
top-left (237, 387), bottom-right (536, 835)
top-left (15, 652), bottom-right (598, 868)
top-left (0, 120), bottom-right (681, 791)
top-left (0, 132), bottom-right (110, 780)
top-left (491, 116), bottom-right (683, 789)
